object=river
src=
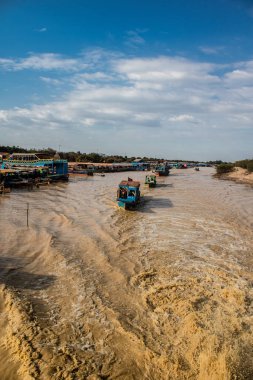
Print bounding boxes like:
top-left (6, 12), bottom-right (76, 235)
top-left (0, 168), bottom-right (252, 380)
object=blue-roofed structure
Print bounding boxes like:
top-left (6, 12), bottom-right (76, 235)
top-left (2, 153), bottom-right (69, 181)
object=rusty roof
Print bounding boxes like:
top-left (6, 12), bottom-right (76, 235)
top-left (0, 169), bottom-right (18, 174)
top-left (119, 180), bottom-right (140, 187)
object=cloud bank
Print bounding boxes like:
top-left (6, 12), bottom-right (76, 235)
top-left (0, 50), bottom-right (253, 159)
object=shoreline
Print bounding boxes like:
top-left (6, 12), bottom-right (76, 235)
top-left (217, 167), bottom-right (253, 187)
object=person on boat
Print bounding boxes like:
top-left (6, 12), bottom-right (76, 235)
top-left (120, 188), bottom-right (127, 199)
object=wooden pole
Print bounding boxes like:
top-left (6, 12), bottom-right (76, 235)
top-left (27, 202), bottom-right (29, 228)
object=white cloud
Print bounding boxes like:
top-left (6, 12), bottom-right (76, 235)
top-left (199, 46), bottom-right (224, 55)
top-left (36, 27), bottom-right (47, 32)
top-left (0, 58), bottom-right (14, 66)
top-left (1, 50), bottom-right (253, 159)
top-left (224, 61), bottom-right (253, 86)
top-left (0, 110), bottom-right (8, 122)
top-left (126, 31), bottom-right (145, 44)
top-left (77, 72), bottom-right (113, 81)
top-left (124, 30), bottom-right (146, 48)
top-left (169, 115), bottom-right (195, 122)
top-left (114, 56), bottom-right (220, 84)
top-left (40, 76), bottom-right (62, 85)
top-left (0, 53), bottom-right (88, 72)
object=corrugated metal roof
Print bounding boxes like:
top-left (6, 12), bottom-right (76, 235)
top-left (119, 180), bottom-right (140, 187)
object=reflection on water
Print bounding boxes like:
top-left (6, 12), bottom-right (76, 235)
top-left (0, 168), bottom-right (253, 379)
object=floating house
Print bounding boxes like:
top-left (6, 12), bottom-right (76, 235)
top-left (2, 153), bottom-right (68, 181)
top-left (131, 159), bottom-right (150, 171)
top-left (117, 179), bottom-right (141, 209)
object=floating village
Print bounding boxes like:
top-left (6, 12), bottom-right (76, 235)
top-left (0, 151), bottom-right (210, 208)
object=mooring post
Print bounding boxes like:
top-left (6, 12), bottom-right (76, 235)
top-left (27, 202), bottom-right (29, 228)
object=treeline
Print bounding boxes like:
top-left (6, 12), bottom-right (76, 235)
top-left (216, 159), bottom-right (253, 175)
top-left (1, 145), bottom-right (225, 165)
top-left (0, 145), bottom-right (32, 154)
top-left (0, 146), bottom-right (159, 163)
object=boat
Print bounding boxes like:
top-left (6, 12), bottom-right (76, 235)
top-left (2, 153), bottom-right (69, 181)
top-left (1, 168), bottom-right (44, 190)
top-left (154, 163), bottom-right (170, 176)
top-left (145, 174), bottom-right (157, 187)
top-left (68, 163), bottom-right (95, 176)
top-left (117, 179), bottom-right (141, 209)
top-left (178, 163), bottom-right (188, 169)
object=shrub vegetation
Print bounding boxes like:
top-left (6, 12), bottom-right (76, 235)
top-left (216, 163), bottom-right (234, 175)
top-left (246, 161), bottom-right (253, 173)
top-left (234, 159), bottom-right (253, 173)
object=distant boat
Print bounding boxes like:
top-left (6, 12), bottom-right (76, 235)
top-left (178, 163), bottom-right (188, 169)
top-left (117, 179), bottom-right (141, 209)
top-left (145, 174), bottom-right (157, 187)
top-left (154, 163), bottom-right (170, 176)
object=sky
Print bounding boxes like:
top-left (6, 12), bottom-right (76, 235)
top-left (0, 0), bottom-right (253, 160)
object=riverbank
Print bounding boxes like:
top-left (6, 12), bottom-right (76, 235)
top-left (219, 167), bottom-right (253, 186)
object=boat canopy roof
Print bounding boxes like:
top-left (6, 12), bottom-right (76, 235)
top-left (119, 180), bottom-right (140, 187)
top-left (9, 153), bottom-right (56, 160)
top-left (11, 153), bottom-right (38, 156)
top-left (146, 174), bottom-right (156, 178)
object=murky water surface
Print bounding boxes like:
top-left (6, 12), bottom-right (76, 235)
top-left (0, 168), bottom-right (253, 379)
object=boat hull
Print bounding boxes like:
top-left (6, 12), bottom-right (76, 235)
top-left (155, 171), bottom-right (169, 176)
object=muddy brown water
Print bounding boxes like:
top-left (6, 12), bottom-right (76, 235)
top-left (0, 168), bottom-right (253, 380)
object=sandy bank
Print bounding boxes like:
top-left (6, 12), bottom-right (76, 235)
top-left (221, 167), bottom-right (253, 186)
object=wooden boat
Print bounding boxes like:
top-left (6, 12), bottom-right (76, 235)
top-left (117, 179), bottom-right (141, 209)
top-left (154, 163), bottom-right (170, 176)
top-left (145, 174), bottom-right (157, 187)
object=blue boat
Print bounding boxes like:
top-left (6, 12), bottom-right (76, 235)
top-left (154, 163), bottom-right (170, 176)
top-left (117, 179), bottom-right (141, 209)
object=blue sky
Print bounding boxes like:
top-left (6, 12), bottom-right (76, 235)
top-left (1, 0), bottom-right (253, 160)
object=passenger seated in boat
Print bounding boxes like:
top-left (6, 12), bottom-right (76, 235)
top-left (120, 188), bottom-right (127, 199)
